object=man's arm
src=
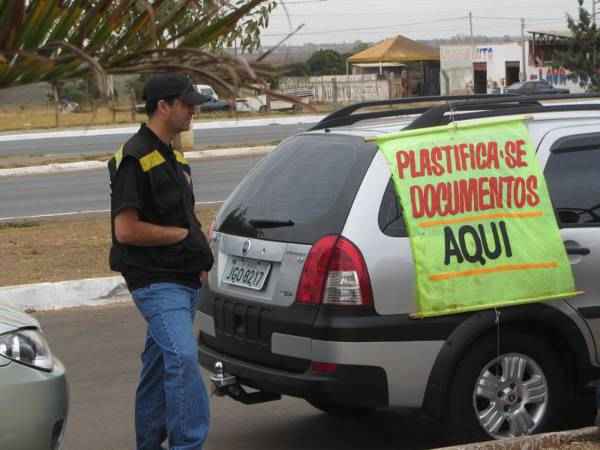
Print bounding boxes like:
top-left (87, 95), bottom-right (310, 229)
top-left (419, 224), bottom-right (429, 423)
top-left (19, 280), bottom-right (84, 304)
top-left (114, 208), bottom-right (188, 246)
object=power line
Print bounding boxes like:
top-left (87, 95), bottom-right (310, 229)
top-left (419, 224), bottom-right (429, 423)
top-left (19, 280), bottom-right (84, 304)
top-left (473, 15), bottom-right (568, 21)
top-left (262, 16), bottom-right (468, 37)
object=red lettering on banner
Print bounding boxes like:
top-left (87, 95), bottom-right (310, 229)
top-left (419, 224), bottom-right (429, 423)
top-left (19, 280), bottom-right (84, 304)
top-left (487, 141), bottom-right (500, 169)
top-left (431, 147), bottom-right (444, 176)
top-left (488, 177), bottom-right (503, 208)
top-left (515, 140), bottom-right (528, 168)
top-left (437, 183), bottom-right (449, 216)
top-left (418, 149), bottom-right (431, 177)
top-left (410, 185), bottom-right (424, 218)
top-left (504, 141), bottom-right (517, 168)
top-left (478, 177), bottom-right (492, 210)
top-left (390, 135), bottom-right (544, 224)
top-left (500, 176), bottom-right (515, 207)
top-left (514, 177), bottom-right (527, 208)
top-left (476, 143), bottom-right (487, 169)
top-left (526, 176), bottom-right (540, 207)
top-left (441, 146), bottom-right (453, 173)
top-left (396, 150), bottom-right (411, 179)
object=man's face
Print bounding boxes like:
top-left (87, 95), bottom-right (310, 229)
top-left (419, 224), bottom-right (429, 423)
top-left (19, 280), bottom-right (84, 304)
top-left (164, 98), bottom-right (195, 133)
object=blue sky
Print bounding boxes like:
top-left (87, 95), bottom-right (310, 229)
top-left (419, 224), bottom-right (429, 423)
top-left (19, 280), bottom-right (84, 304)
top-left (261, 0), bottom-right (586, 45)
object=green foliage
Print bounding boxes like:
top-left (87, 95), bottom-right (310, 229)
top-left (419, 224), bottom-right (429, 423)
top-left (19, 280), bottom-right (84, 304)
top-left (350, 41), bottom-right (370, 54)
top-left (59, 79), bottom-right (89, 103)
top-left (306, 49), bottom-right (346, 76)
top-left (283, 62), bottom-right (310, 77)
top-left (0, 0), bottom-right (278, 97)
top-left (554, 0), bottom-right (600, 91)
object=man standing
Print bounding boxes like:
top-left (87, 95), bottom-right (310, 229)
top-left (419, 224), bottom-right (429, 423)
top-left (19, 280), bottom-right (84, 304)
top-left (108, 73), bottom-right (214, 450)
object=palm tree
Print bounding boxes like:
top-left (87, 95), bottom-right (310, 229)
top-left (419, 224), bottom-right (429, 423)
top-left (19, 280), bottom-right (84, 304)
top-left (0, 0), bottom-right (277, 97)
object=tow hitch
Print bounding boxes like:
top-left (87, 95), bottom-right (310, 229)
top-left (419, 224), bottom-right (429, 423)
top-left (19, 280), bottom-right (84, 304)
top-left (209, 361), bottom-right (281, 405)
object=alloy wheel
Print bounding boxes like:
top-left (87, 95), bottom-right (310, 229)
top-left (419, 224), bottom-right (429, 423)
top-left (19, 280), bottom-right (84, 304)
top-left (472, 352), bottom-right (548, 439)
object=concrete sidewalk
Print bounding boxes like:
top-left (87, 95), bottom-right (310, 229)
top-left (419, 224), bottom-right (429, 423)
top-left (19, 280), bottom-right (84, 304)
top-left (0, 276), bottom-right (131, 312)
top-left (433, 426), bottom-right (600, 449)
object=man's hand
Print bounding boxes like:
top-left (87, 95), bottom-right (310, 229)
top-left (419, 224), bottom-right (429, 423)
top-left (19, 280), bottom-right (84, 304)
top-left (200, 271), bottom-right (208, 285)
top-left (115, 208), bottom-right (188, 246)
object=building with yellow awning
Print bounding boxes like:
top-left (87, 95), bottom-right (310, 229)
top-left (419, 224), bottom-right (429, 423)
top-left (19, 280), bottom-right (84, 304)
top-left (348, 35), bottom-right (440, 96)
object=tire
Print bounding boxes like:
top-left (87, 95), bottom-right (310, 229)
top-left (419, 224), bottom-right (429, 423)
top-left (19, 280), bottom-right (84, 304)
top-left (568, 386), bottom-right (596, 429)
top-left (446, 330), bottom-right (569, 443)
top-left (307, 399), bottom-right (374, 417)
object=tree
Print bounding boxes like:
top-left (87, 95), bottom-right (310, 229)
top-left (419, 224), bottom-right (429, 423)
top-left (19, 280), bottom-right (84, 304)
top-left (0, 0), bottom-right (278, 98)
top-left (282, 62), bottom-right (309, 77)
top-left (350, 41), bottom-right (370, 54)
top-left (306, 49), bottom-right (346, 76)
top-left (554, 0), bottom-right (600, 91)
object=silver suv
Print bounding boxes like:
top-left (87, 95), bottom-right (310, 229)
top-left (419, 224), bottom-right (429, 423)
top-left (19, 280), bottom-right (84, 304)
top-left (198, 95), bottom-right (600, 442)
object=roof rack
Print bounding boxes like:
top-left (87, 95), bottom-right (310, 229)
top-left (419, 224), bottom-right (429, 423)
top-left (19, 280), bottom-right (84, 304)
top-left (310, 94), bottom-right (512, 131)
top-left (309, 93), bottom-right (600, 131)
top-left (406, 93), bottom-right (600, 130)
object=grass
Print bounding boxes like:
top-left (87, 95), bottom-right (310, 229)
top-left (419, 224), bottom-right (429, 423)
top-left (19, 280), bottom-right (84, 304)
top-left (0, 206), bottom-right (217, 287)
top-left (0, 104), bottom-right (144, 132)
top-left (0, 222), bottom-right (40, 230)
top-left (0, 102), bottom-right (336, 133)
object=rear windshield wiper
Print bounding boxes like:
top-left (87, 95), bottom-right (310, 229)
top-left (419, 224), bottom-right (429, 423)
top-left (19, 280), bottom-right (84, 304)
top-left (248, 218), bottom-right (295, 228)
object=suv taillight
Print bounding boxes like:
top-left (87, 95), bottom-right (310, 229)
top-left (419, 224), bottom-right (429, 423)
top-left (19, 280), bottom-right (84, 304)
top-left (296, 235), bottom-right (373, 306)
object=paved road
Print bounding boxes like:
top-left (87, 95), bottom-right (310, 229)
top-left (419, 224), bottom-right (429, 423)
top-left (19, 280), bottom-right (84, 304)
top-left (0, 155), bottom-right (264, 219)
top-left (0, 123), bottom-right (314, 157)
top-left (34, 302), bottom-right (448, 450)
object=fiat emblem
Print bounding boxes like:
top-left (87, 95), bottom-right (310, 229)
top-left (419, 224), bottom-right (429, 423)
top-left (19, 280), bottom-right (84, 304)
top-left (242, 240), bottom-right (251, 255)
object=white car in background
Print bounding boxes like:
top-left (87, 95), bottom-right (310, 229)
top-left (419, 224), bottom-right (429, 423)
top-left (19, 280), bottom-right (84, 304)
top-left (195, 84), bottom-right (219, 100)
top-left (0, 306), bottom-right (68, 450)
top-left (235, 94), bottom-right (303, 113)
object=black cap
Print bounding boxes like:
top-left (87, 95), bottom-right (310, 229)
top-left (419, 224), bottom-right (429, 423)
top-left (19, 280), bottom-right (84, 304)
top-left (142, 73), bottom-right (210, 105)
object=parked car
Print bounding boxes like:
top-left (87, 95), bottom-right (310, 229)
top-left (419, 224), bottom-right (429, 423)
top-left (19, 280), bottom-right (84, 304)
top-left (198, 94), bottom-right (600, 443)
top-left (199, 97), bottom-right (231, 112)
top-left (235, 94), bottom-right (304, 113)
top-left (0, 305), bottom-right (68, 450)
top-left (505, 80), bottom-right (570, 95)
top-left (59, 98), bottom-right (79, 113)
top-left (195, 84), bottom-right (219, 100)
top-left (135, 84), bottom-right (219, 113)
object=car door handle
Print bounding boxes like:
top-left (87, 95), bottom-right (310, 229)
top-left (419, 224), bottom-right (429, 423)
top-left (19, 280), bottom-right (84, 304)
top-left (566, 247), bottom-right (591, 256)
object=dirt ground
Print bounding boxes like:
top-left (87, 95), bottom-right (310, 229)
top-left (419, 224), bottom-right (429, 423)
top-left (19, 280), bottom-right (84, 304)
top-left (0, 206), bottom-right (217, 287)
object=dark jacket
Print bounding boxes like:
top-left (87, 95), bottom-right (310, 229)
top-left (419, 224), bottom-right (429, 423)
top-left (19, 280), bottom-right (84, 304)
top-left (108, 127), bottom-right (213, 275)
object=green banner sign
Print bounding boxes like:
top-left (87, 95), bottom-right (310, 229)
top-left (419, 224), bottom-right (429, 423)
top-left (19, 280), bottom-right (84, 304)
top-left (376, 116), bottom-right (579, 318)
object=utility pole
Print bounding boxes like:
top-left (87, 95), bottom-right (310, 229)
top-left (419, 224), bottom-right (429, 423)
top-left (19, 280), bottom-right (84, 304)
top-left (595, 1), bottom-right (598, 71)
top-left (521, 18), bottom-right (527, 82)
top-left (469, 11), bottom-right (474, 59)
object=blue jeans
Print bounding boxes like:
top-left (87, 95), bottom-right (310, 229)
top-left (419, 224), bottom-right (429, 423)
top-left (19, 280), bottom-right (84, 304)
top-left (132, 283), bottom-right (210, 450)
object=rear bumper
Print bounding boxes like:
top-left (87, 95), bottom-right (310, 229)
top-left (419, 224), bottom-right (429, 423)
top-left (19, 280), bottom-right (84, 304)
top-left (198, 341), bottom-right (389, 409)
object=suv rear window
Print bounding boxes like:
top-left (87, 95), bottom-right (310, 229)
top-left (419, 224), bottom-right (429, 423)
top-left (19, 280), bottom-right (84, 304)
top-left (216, 133), bottom-right (377, 244)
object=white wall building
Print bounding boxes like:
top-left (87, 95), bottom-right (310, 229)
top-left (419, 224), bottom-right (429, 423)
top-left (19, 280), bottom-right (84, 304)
top-left (440, 40), bottom-right (585, 95)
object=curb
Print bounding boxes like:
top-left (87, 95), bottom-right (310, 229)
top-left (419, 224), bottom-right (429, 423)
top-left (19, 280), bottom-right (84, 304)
top-left (0, 144), bottom-right (276, 177)
top-left (433, 427), bottom-right (599, 450)
top-left (0, 276), bottom-right (130, 312)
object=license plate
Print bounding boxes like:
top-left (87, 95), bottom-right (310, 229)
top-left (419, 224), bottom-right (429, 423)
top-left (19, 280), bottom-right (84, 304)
top-left (223, 256), bottom-right (272, 290)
